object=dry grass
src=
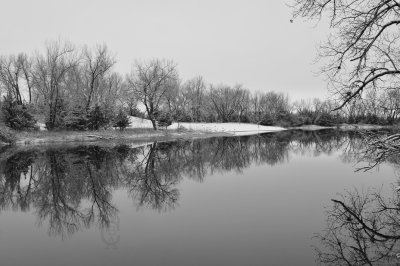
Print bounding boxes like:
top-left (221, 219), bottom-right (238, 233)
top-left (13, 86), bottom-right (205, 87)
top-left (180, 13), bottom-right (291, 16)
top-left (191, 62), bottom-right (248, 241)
top-left (11, 127), bottom-right (224, 146)
top-left (15, 127), bottom-right (160, 138)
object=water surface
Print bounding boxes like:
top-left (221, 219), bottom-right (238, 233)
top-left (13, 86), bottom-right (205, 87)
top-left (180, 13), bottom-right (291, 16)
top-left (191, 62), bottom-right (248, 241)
top-left (0, 130), bottom-right (398, 265)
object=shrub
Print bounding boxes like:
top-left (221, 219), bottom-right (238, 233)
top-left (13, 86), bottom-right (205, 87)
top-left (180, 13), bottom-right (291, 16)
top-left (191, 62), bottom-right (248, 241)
top-left (239, 115), bottom-right (251, 123)
top-left (0, 126), bottom-right (16, 144)
top-left (113, 109), bottom-right (130, 130)
top-left (259, 114), bottom-right (275, 126)
top-left (102, 103), bottom-right (116, 128)
top-left (64, 105), bottom-right (88, 130)
top-left (87, 105), bottom-right (109, 130)
top-left (364, 113), bottom-right (379, 124)
top-left (157, 112), bottom-right (173, 129)
top-left (2, 96), bottom-right (37, 130)
top-left (275, 111), bottom-right (295, 127)
top-left (315, 112), bottom-right (336, 126)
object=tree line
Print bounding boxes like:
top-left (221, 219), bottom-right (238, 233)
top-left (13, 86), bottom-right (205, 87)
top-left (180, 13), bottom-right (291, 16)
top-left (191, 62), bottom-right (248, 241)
top-left (1, 40), bottom-right (400, 131)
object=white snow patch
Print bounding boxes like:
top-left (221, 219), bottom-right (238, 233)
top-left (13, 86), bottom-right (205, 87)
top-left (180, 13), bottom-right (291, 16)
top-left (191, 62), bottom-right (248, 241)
top-left (169, 122), bottom-right (285, 135)
top-left (127, 116), bottom-right (285, 135)
top-left (37, 122), bottom-right (47, 131)
top-left (128, 116), bottom-right (154, 129)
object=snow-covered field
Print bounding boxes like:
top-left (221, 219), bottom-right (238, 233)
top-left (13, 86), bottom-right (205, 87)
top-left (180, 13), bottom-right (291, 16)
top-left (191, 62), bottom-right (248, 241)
top-left (128, 116), bottom-right (285, 135)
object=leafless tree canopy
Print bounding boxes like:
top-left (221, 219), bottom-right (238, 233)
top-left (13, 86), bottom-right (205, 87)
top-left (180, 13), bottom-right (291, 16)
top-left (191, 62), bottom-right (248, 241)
top-left (0, 54), bottom-right (31, 105)
top-left (81, 44), bottom-right (116, 111)
top-left (31, 40), bottom-right (78, 129)
top-left (293, 0), bottom-right (400, 110)
top-left (2, 38), bottom-right (400, 131)
top-left (127, 59), bottom-right (179, 130)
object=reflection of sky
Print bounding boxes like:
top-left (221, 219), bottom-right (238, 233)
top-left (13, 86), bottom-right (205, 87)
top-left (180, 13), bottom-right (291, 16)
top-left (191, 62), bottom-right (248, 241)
top-left (0, 142), bottom-right (397, 266)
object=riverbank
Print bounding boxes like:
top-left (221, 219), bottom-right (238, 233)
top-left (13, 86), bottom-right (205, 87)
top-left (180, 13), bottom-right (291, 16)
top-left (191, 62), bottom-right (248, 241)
top-left (291, 123), bottom-right (391, 131)
top-left (12, 129), bottom-right (231, 146)
top-left (11, 126), bottom-right (285, 147)
top-left (4, 117), bottom-right (285, 146)
top-left (1, 118), bottom-right (393, 147)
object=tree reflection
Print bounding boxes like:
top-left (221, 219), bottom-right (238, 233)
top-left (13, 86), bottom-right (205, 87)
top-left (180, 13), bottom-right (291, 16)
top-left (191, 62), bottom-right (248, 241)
top-left (0, 130), bottom-right (364, 238)
top-left (315, 188), bottom-right (400, 265)
top-left (0, 151), bottom-right (37, 211)
top-left (127, 142), bottom-right (180, 211)
top-left (33, 148), bottom-right (121, 238)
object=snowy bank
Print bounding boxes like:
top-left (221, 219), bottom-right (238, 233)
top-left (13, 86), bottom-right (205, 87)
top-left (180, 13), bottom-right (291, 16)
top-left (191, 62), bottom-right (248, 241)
top-left (128, 117), bottom-right (285, 136)
top-left (128, 116), bottom-right (154, 129)
top-left (169, 122), bottom-right (285, 135)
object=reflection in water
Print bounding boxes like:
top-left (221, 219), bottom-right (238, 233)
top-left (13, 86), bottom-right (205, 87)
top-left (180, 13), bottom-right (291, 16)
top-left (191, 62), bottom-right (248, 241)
top-left (0, 130), bottom-right (380, 240)
top-left (315, 188), bottom-right (400, 266)
top-left (311, 131), bottom-right (400, 265)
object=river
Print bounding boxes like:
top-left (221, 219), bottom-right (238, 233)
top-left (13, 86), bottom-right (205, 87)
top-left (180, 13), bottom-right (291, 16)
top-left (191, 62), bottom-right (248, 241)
top-left (0, 130), bottom-right (398, 265)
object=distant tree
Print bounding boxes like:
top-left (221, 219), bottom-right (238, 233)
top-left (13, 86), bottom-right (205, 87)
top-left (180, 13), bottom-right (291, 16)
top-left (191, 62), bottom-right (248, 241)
top-left (380, 90), bottom-right (400, 121)
top-left (0, 54), bottom-right (27, 105)
top-left (19, 54), bottom-right (34, 104)
top-left (127, 59), bottom-right (179, 130)
top-left (250, 92), bottom-right (265, 125)
top-left (31, 40), bottom-right (78, 130)
top-left (122, 92), bottom-right (140, 116)
top-left (181, 76), bottom-right (206, 122)
top-left (81, 44), bottom-right (116, 112)
top-left (208, 84), bottom-right (248, 122)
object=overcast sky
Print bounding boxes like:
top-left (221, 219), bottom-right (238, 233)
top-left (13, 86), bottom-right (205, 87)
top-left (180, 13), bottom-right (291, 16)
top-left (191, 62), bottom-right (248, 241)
top-left (0, 0), bottom-right (330, 100)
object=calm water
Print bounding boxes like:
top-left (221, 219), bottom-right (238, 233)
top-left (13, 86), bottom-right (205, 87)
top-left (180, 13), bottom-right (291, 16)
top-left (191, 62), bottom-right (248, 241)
top-left (0, 130), bottom-right (399, 266)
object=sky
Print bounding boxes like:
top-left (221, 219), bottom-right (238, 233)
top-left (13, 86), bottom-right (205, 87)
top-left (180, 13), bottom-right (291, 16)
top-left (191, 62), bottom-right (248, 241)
top-left (0, 0), bottom-right (330, 100)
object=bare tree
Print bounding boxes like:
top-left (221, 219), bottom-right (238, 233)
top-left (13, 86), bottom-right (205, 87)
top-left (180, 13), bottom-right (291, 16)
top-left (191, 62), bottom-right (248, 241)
top-left (19, 54), bottom-right (35, 104)
top-left (250, 92), bottom-right (264, 125)
top-left (127, 59), bottom-right (179, 130)
top-left (181, 76), bottom-right (207, 122)
top-left (293, 1), bottom-right (400, 111)
top-left (255, 91), bottom-right (290, 124)
top-left (31, 40), bottom-right (78, 129)
top-left (100, 72), bottom-right (126, 111)
top-left (380, 89), bottom-right (400, 121)
top-left (81, 44), bottom-right (116, 112)
top-left (0, 54), bottom-right (26, 104)
top-left (208, 84), bottom-right (248, 122)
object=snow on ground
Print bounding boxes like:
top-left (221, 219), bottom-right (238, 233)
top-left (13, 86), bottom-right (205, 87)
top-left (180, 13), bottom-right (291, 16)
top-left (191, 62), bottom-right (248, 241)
top-left (37, 122), bottom-right (47, 131)
top-left (168, 122), bottom-right (285, 134)
top-left (128, 116), bottom-right (285, 135)
top-left (36, 116), bottom-right (285, 135)
top-left (128, 116), bottom-right (155, 129)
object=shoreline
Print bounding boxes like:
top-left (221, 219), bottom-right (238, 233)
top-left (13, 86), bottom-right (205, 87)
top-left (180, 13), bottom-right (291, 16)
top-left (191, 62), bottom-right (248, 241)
top-left (2, 123), bottom-right (394, 147)
top-left (12, 130), bottom-right (232, 147)
top-left (8, 120), bottom-right (287, 147)
top-left (290, 124), bottom-right (391, 131)
top-left (10, 129), bottom-right (285, 147)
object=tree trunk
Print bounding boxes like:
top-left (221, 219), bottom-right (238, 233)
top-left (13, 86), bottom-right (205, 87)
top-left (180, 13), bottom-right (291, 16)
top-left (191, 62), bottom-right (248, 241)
top-left (150, 118), bottom-right (158, 130)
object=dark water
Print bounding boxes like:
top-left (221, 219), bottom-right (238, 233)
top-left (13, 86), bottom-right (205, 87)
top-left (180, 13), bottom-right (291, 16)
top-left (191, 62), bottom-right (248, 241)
top-left (0, 130), bottom-right (399, 266)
